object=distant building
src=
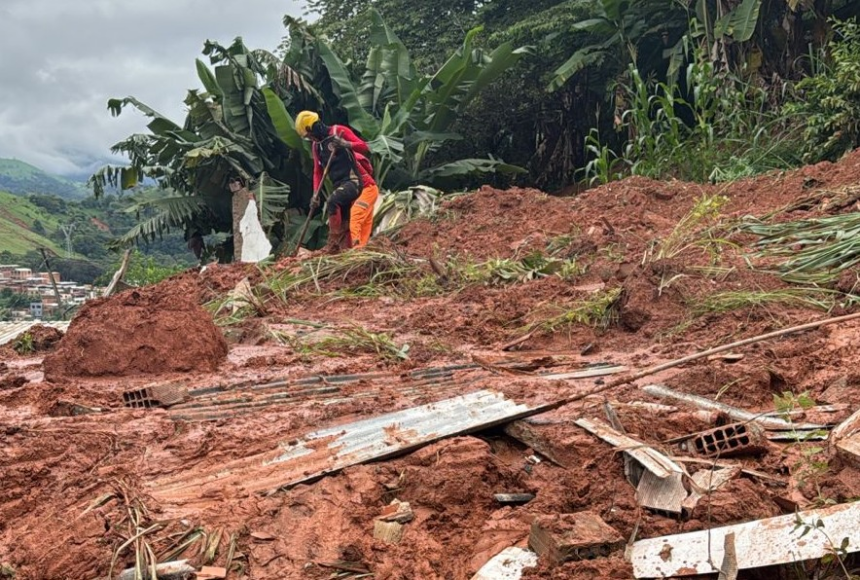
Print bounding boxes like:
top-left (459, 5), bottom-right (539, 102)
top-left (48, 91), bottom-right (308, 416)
top-left (12, 268), bottom-right (32, 280)
top-left (30, 302), bottom-right (43, 319)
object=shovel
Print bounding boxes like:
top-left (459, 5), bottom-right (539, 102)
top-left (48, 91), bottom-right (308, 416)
top-left (292, 153), bottom-right (334, 256)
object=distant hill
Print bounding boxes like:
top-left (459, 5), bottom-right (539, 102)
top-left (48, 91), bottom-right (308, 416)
top-left (0, 158), bottom-right (88, 200)
top-left (0, 190), bottom-right (72, 255)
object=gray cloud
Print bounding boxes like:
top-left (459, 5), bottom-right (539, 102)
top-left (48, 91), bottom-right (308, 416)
top-left (0, 0), bottom-right (308, 177)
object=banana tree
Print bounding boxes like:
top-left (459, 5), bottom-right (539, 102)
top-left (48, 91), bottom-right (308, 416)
top-left (91, 39), bottom-right (315, 252)
top-left (267, 9), bottom-right (529, 190)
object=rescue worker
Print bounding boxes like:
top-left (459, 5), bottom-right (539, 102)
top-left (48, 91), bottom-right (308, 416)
top-left (294, 111), bottom-right (379, 252)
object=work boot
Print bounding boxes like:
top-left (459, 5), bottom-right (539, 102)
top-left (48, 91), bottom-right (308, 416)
top-left (324, 209), bottom-right (350, 254)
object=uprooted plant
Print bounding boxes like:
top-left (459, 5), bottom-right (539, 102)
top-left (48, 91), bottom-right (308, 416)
top-left (691, 288), bottom-right (839, 318)
top-left (279, 323), bottom-right (410, 363)
top-left (647, 192), bottom-right (733, 264)
top-left (100, 480), bottom-right (240, 579)
top-left (521, 287), bottom-right (623, 337)
top-left (742, 212), bottom-right (860, 285)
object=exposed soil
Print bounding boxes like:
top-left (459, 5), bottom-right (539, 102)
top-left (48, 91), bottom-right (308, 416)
top-left (42, 282), bottom-right (228, 380)
top-left (13, 324), bottom-right (64, 352)
top-left (4, 150), bottom-right (860, 579)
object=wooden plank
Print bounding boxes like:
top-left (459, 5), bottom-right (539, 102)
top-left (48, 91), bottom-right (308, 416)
top-left (504, 420), bottom-right (567, 467)
top-left (629, 501), bottom-right (860, 577)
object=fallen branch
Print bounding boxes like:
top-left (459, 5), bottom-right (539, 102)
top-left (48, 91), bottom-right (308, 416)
top-left (546, 311), bottom-right (860, 412)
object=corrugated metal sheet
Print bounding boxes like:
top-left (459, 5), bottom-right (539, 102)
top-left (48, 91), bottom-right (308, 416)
top-left (630, 501), bottom-right (860, 577)
top-left (168, 363), bottom-right (627, 423)
top-left (0, 321), bottom-right (70, 346)
top-left (150, 389), bottom-right (552, 504)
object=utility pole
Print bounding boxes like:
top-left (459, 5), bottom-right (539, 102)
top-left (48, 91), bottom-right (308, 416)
top-left (38, 247), bottom-right (63, 316)
top-left (60, 223), bottom-right (76, 258)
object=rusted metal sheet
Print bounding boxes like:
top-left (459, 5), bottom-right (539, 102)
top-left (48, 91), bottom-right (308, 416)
top-left (629, 501), bottom-right (860, 578)
top-left (635, 471), bottom-right (687, 514)
top-left (642, 384), bottom-right (827, 431)
top-left (150, 389), bottom-right (552, 503)
top-left (576, 417), bottom-right (687, 513)
top-left (0, 321), bottom-right (70, 346)
top-left (168, 363), bottom-right (626, 423)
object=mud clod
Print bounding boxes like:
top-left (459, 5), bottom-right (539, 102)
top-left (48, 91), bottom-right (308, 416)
top-left (43, 284), bottom-right (227, 379)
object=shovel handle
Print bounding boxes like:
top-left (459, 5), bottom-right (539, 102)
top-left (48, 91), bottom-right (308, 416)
top-left (292, 153), bottom-right (334, 256)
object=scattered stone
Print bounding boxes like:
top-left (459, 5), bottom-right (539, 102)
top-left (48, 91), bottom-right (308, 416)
top-left (528, 512), bottom-right (624, 565)
top-left (0, 375), bottom-right (27, 390)
top-left (377, 499), bottom-right (413, 523)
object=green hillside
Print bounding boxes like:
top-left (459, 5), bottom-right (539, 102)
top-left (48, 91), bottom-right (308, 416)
top-left (0, 158), bottom-right (88, 200)
top-left (0, 191), bottom-right (71, 255)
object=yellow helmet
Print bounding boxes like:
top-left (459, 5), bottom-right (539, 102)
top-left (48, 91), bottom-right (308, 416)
top-left (295, 110), bottom-right (320, 137)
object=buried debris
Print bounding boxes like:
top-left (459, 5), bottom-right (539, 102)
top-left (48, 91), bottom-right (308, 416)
top-left (504, 420), bottom-right (567, 467)
top-left (672, 422), bottom-right (767, 459)
top-left (123, 383), bottom-right (188, 409)
top-left (629, 501), bottom-right (860, 578)
top-left (494, 493), bottom-right (536, 505)
top-left (377, 499), bottom-right (413, 523)
top-left (831, 408), bottom-right (860, 468)
top-left (149, 389), bottom-right (556, 503)
top-left (373, 520), bottom-right (404, 544)
top-left (681, 466), bottom-right (740, 512)
top-left (529, 512), bottom-right (625, 565)
top-left (471, 547), bottom-right (538, 580)
top-left (642, 384), bottom-right (827, 432)
top-left (575, 417), bottom-right (688, 514)
top-left (115, 560), bottom-right (195, 580)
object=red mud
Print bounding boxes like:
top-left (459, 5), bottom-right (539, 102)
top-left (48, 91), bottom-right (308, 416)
top-left (5, 151), bottom-right (860, 579)
top-left (42, 282), bottom-right (228, 380)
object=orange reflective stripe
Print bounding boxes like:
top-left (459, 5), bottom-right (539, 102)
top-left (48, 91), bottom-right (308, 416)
top-left (355, 201), bottom-right (370, 209)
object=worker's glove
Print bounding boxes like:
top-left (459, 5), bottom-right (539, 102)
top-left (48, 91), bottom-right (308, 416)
top-left (328, 135), bottom-right (351, 150)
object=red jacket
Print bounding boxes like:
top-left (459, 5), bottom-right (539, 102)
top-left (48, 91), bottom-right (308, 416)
top-left (312, 125), bottom-right (377, 191)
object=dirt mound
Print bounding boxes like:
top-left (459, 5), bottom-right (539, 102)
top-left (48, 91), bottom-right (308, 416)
top-left (13, 324), bottom-right (64, 353)
top-left (398, 186), bottom-right (580, 259)
top-left (43, 284), bottom-right (227, 380)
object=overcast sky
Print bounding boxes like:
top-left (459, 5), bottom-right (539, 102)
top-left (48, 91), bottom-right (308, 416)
top-left (0, 0), bottom-right (309, 178)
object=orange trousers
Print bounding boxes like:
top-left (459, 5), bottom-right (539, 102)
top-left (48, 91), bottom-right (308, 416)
top-left (350, 184), bottom-right (379, 248)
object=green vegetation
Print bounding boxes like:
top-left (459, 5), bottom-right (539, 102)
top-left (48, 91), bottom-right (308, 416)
top-left (785, 18), bottom-right (860, 163)
top-left (691, 288), bottom-right (839, 317)
top-left (742, 213), bottom-right (860, 285)
top-left (523, 287), bottom-right (622, 335)
top-left (93, 10), bottom-right (527, 254)
top-left (0, 158), bottom-right (87, 200)
top-left (12, 332), bottom-right (35, 355)
top-left (0, 188), bottom-right (195, 284)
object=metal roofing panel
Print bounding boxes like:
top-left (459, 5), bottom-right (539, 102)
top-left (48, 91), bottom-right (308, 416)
top-left (0, 321), bottom-right (70, 346)
top-left (630, 501), bottom-right (860, 577)
top-left (150, 389), bottom-right (551, 504)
